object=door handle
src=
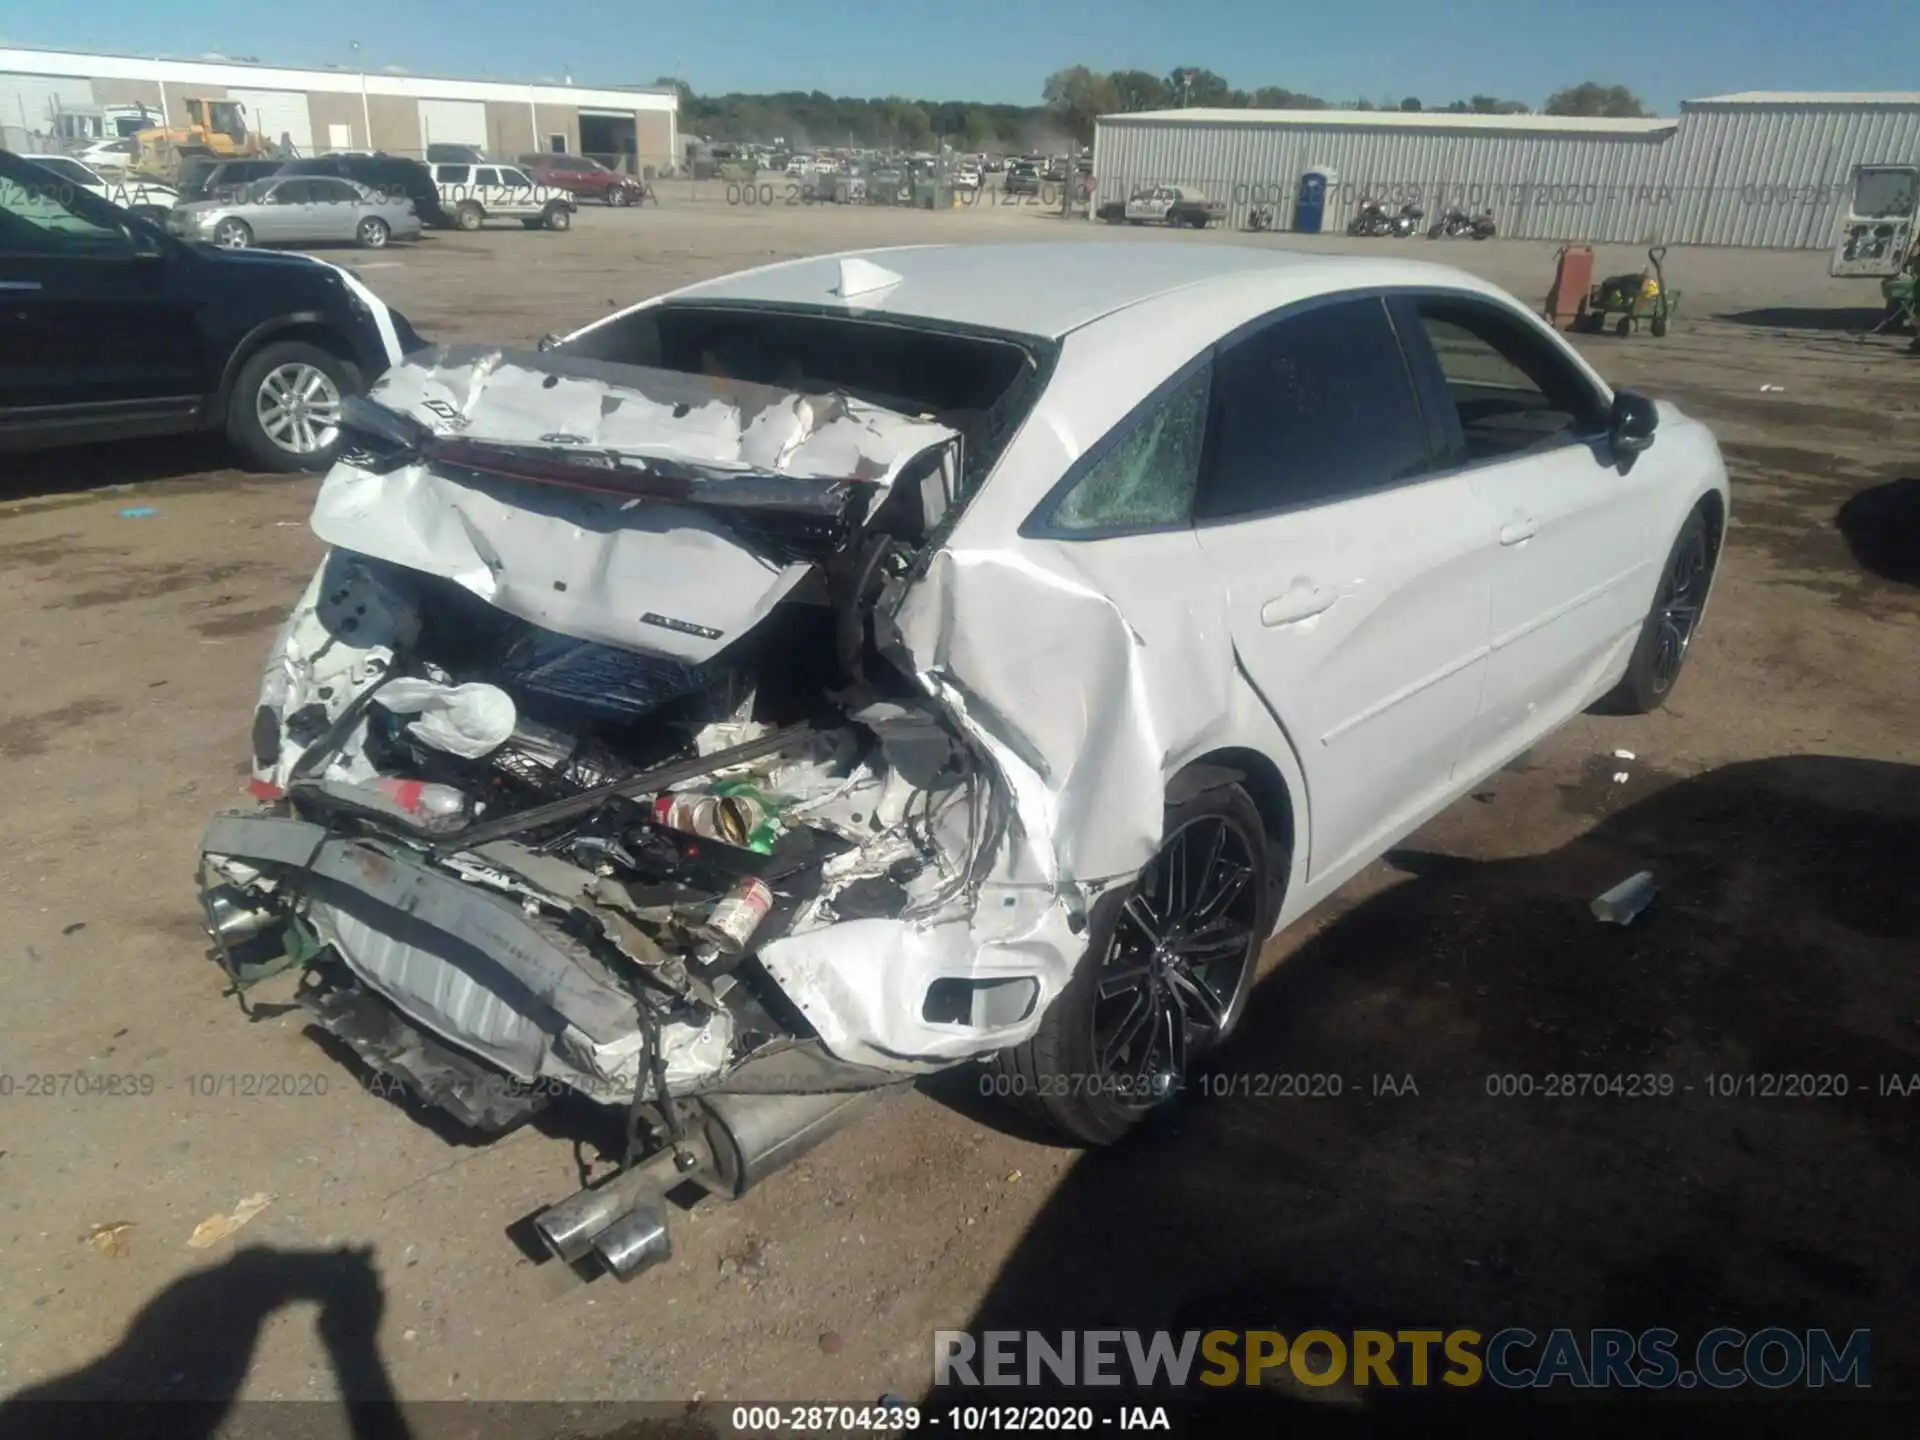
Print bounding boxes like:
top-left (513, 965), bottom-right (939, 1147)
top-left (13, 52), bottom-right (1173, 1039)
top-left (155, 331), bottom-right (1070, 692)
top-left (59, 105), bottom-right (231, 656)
top-left (1260, 579), bottom-right (1337, 627)
top-left (1498, 516), bottom-right (1537, 546)
top-left (0, 281), bottom-right (43, 292)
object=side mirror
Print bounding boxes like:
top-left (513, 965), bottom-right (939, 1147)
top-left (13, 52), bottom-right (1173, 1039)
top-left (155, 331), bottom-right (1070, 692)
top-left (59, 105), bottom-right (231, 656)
top-left (1609, 389), bottom-right (1659, 456)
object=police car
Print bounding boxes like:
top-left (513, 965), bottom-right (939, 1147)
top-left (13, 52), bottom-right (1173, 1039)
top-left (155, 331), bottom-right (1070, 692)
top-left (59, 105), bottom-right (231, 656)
top-left (1098, 184), bottom-right (1225, 229)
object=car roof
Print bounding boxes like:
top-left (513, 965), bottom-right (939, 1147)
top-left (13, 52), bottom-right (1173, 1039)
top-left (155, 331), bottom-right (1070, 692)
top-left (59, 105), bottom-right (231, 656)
top-left (664, 242), bottom-right (1372, 339)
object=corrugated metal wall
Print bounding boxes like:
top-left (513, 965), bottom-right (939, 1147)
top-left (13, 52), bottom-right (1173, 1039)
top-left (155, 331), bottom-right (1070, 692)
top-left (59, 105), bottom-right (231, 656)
top-left (1095, 103), bottom-right (1920, 248)
top-left (1657, 102), bottom-right (1920, 247)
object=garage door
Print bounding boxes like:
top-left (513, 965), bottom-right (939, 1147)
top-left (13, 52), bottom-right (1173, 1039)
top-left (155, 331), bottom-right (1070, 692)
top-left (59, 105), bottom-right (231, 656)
top-left (0, 74), bottom-right (95, 148)
top-left (229, 88), bottom-right (315, 155)
top-left (418, 99), bottom-right (488, 152)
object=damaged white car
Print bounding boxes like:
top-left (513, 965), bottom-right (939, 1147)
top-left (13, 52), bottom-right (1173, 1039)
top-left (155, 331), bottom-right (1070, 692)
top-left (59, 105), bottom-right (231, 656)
top-left (199, 242), bottom-right (1728, 1279)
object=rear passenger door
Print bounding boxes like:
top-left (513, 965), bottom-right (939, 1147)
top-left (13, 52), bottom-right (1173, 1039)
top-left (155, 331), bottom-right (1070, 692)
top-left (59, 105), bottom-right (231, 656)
top-left (255, 178), bottom-right (311, 241)
top-left (1189, 295), bottom-right (1498, 884)
top-left (309, 178), bottom-right (363, 240)
top-left (1391, 293), bottom-right (1659, 763)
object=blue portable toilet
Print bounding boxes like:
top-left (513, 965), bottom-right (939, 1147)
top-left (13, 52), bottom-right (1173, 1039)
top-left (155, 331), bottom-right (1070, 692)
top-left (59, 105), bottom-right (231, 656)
top-left (1294, 166), bottom-right (1336, 234)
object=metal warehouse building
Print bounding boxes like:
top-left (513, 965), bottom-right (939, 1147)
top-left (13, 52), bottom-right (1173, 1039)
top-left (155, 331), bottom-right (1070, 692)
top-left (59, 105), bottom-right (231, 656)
top-left (0, 45), bottom-right (678, 171)
top-left (1095, 92), bottom-right (1920, 247)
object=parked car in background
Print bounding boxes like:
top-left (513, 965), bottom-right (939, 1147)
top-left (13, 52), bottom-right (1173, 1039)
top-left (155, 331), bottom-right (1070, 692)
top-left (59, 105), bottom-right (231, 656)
top-left (1098, 184), bottom-right (1226, 229)
top-left (167, 175), bottom-right (421, 251)
top-left (516, 152), bottom-right (648, 206)
top-left (0, 148), bottom-right (423, 472)
top-left (1003, 159), bottom-right (1040, 195)
top-left (952, 163), bottom-right (981, 191)
top-left (18, 153), bottom-right (180, 224)
top-left (432, 162), bottom-right (576, 230)
top-left (277, 153), bottom-right (450, 228)
top-left (426, 143), bottom-right (488, 165)
top-left (177, 157), bottom-right (288, 204)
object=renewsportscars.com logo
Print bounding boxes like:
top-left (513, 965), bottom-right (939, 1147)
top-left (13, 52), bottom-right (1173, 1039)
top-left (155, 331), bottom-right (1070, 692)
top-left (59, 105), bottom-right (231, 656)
top-left (934, 1328), bottom-right (1872, 1391)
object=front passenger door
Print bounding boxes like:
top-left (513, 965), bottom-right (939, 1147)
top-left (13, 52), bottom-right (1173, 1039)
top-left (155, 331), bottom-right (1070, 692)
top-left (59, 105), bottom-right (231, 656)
top-left (1189, 296), bottom-right (1497, 884)
top-left (1393, 294), bottom-right (1662, 762)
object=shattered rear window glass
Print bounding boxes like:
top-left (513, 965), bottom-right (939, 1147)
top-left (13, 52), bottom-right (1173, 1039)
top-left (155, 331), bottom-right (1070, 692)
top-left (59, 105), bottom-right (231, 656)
top-left (1046, 363), bottom-right (1210, 533)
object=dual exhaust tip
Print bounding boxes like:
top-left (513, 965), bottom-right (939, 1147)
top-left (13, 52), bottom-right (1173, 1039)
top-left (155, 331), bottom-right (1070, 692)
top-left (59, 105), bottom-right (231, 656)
top-left (533, 1146), bottom-right (688, 1283)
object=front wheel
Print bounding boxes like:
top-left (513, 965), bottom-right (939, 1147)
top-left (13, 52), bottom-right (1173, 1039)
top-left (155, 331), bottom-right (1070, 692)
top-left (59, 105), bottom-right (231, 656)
top-left (213, 217), bottom-right (252, 249)
top-left (356, 216), bottom-right (390, 249)
top-left (991, 783), bottom-right (1273, 1146)
top-left (608, 186), bottom-right (631, 207)
top-left (226, 341), bottom-right (359, 474)
top-left (1597, 509), bottom-right (1715, 714)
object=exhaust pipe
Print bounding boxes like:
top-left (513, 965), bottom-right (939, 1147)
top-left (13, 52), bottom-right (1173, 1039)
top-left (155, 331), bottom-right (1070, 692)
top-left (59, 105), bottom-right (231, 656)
top-left (533, 1084), bottom-right (905, 1278)
top-left (533, 1145), bottom-right (693, 1264)
top-left (590, 1198), bottom-right (672, 1281)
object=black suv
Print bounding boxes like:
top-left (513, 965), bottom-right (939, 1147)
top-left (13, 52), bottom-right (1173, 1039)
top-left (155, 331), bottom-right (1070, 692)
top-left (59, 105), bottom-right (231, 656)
top-left (0, 151), bottom-right (425, 473)
top-left (275, 153), bottom-right (451, 228)
top-left (1003, 160), bottom-right (1041, 195)
top-left (177, 157), bottom-right (287, 204)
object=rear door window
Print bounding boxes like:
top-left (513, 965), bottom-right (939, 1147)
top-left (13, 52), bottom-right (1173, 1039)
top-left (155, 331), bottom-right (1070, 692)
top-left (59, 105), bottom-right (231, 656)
top-left (1195, 296), bottom-right (1432, 522)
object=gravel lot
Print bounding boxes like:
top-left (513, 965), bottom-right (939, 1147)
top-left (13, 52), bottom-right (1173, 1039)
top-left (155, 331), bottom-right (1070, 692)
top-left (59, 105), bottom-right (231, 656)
top-left (2, 191), bottom-right (1917, 1424)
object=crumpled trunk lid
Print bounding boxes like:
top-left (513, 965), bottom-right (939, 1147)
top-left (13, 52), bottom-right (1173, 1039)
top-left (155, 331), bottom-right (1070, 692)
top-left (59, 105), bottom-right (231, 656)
top-left (319, 345), bottom-right (961, 665)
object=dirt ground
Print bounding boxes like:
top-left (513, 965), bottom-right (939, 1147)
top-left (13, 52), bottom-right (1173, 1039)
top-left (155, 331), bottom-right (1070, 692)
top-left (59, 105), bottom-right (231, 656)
top-left (2, 191), bottom-right (1917, 1427)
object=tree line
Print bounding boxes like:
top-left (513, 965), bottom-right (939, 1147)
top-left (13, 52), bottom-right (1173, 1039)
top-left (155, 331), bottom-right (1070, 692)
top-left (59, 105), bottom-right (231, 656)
top-left (657, 73), bottom-right (1649, 152)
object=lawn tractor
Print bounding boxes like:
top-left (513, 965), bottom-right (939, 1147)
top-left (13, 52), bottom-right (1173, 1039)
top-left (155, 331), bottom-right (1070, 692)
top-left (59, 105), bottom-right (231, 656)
top-left (1574, 246), bottom-right (1679, 337)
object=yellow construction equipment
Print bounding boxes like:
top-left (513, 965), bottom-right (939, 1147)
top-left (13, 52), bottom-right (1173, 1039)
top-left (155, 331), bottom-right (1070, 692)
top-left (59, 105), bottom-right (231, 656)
top-left (136, 98), bottom-right (265, 178)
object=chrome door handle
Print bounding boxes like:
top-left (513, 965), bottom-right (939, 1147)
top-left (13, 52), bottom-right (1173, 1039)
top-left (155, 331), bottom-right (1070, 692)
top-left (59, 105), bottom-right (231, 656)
top-left (1261, 579), bottom-right (1337, 627)
top-left (1498, 517), bottom-right (1537, 546)
top-left (0, 281), bottom-right (43, 292)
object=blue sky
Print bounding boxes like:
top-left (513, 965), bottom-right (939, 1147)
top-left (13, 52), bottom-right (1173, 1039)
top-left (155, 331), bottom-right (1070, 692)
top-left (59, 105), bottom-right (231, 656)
top-left (5, 0), bottom-right (1909, 111)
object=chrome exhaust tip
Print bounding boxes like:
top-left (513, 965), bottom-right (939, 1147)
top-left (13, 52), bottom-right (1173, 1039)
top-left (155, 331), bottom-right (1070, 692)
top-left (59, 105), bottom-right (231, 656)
top-left (533, 1145), bottom-right (689, 1263)
top-left (590, 1199), bottom-right (672, 1282)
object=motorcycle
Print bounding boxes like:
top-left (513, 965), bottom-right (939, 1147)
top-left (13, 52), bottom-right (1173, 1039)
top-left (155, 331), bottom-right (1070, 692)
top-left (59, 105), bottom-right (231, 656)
top-left (1347, 198), bottom-right (1393, 237)
top-left (1388, 202), bottom-right (1425, 237)
top-left (1427, 206), bottom-right (1498, 240)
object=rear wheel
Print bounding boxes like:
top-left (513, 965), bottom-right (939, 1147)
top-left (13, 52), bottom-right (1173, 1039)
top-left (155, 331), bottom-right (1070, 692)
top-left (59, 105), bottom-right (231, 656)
top-left (1598, 508), bottom-right (1714, 714)
top-left (455, 201), bottom-right (484, 231)
top-left (992, 783), bottom-right (1273, 1146)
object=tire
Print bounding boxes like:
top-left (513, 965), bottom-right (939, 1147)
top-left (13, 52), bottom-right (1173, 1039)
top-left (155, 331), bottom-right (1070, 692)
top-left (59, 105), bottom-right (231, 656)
top-left (1615, 315), bottom-right (1634, 337)
top-left (225, 341), bottom-right (360, 475)
top-left (1597, 508), bottom-right (1715, 714)
top-left (608, 186), bottom-right (631, 207)
top-left (991, 782), bottom-right (1275, 1146)
top-left (1650, 314), bottom-right (1669, 338)
top-left (356, 216), bottom-right (390, 249)
top-left (545, 205), bottom-right (572, 231)
top-left (455, 202), bottom-right (484, 231)
top-left (213, 217), bottom-right (252, 249)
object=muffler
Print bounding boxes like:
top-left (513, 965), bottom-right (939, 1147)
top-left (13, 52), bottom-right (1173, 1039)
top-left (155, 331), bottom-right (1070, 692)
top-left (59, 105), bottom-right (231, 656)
top-left (532, 1084), bottom-right (904, 1280)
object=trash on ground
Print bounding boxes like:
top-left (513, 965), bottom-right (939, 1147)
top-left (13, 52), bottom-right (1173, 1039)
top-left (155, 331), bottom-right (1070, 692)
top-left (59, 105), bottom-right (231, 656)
top-left (83, 1221), bottom-right (135, 1257)
top-left (1759, 384), bottom-right (1785, 393)
top-left (1591, 871), bottom-right (1657, 925)
top-left (118, 506), bottom-right (158, 519)
top-left (1613, 749), bottom-right (1636, 761)
top-left (186, 1191), bottom-right (274, 1248)
top-left (1612, 770), bottom-right (1631, 784)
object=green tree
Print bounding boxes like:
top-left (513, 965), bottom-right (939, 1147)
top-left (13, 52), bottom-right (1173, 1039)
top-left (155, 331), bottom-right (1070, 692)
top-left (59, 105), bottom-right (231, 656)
top-left (1400, 96), bottom-right (1423, 112)
top-left (1251, 86), bottom-right (1327, 109)
top-left (1042, 65), bottom-right (1120, 143)
top-left (1165, 67), bottom-right (1233, 108)
top-left (1544, 82), bottom-right (1648, 117)
top-left (1109, 69), bottom-right (1169, 112)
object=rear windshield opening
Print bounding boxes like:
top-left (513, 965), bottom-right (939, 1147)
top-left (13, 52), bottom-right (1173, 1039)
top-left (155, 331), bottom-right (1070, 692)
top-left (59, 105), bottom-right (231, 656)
top-left (560, 303), bottom-right (1048, 487)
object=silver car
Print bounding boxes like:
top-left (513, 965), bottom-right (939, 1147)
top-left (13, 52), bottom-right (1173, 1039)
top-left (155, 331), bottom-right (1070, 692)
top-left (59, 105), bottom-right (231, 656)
top-left (167, 175), bottom-right (420, 251)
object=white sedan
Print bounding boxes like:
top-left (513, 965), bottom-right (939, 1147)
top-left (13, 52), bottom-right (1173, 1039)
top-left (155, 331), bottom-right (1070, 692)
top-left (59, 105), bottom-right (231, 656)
top-left (19, 153), bottom-right (180, 222)
top-left (200, 243), bottom-right (1725, 1269)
